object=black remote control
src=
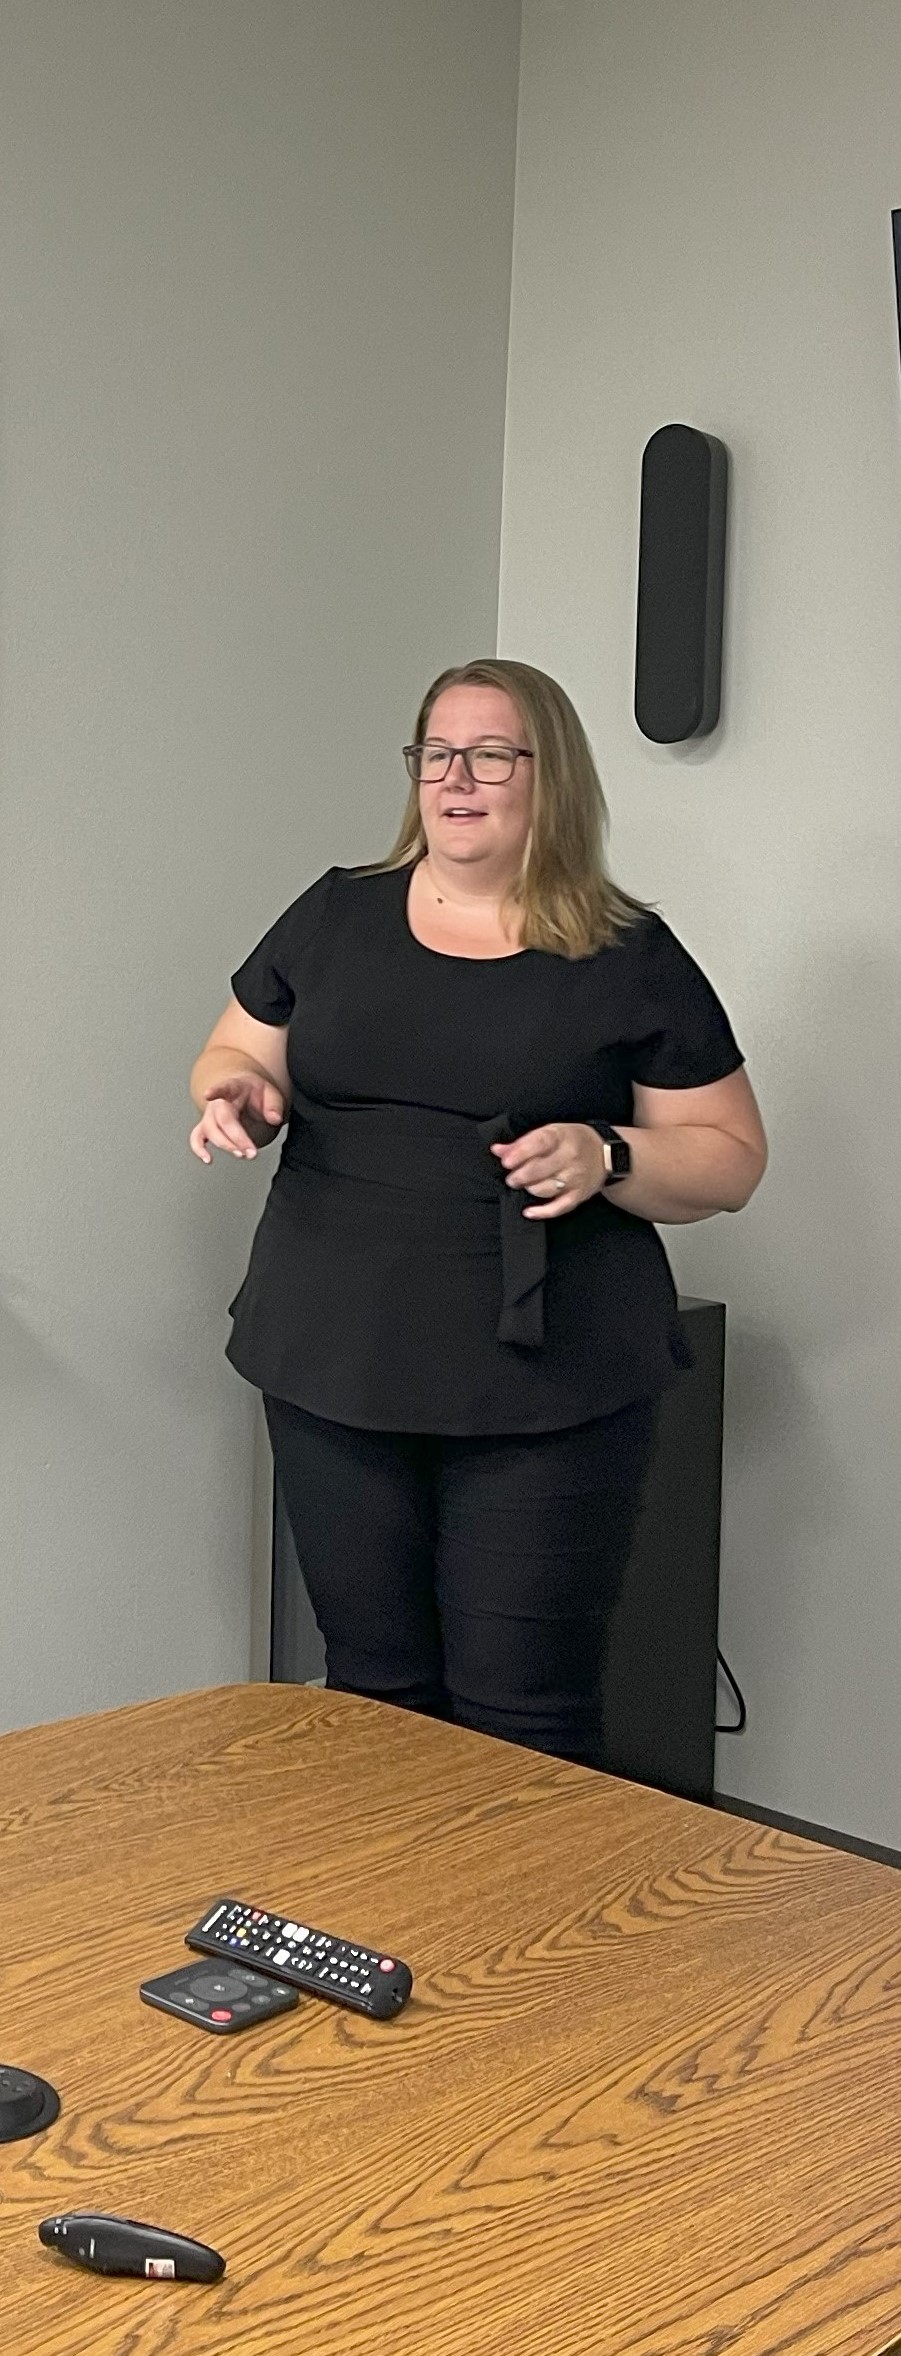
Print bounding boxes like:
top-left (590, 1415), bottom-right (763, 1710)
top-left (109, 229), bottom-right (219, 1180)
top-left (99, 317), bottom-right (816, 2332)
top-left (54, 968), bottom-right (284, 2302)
top-left (184, 1896), bottom-right (413, 2019)
top-left (39, 2212), bottom-right (225, 2281)
top-left (140, 1959), bottom-right (299, 2033)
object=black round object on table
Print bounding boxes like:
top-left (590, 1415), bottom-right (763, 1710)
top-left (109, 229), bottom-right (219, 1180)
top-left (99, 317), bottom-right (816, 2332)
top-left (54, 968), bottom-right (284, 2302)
top-left (0, 2064), bottom-right (61, 2143)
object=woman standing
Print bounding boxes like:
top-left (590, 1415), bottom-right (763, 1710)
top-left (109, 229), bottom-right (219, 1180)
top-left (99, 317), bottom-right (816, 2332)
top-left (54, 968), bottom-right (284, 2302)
top-left (190, 659), bottom-right (766, 1768)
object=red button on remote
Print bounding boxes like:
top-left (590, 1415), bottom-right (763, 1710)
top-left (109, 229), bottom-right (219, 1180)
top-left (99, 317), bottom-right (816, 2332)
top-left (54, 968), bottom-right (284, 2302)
top-left (378, 1959), bottom-right (395, 1973)
top-left (210, 2008), bottom-right (232, 2021)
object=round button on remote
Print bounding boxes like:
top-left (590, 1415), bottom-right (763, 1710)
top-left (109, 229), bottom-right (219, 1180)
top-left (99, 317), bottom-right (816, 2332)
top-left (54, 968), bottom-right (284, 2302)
top-left (191, 1971), bottom-right (250, 2002)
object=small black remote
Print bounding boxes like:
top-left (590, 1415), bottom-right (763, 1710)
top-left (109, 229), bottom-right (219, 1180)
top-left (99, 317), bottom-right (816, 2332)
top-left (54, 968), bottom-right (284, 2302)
top-left (184, 1896), bottom-right (413, 2019)
top-left (139, 1959), bottom-right (299, 2034)
top-left (38, 2212), bottom-right (225, 2281)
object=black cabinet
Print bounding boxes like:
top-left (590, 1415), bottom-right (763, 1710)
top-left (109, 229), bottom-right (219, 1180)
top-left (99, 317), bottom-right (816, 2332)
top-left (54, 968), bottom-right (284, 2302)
top-left (598, 1297), bottom-right (725, 1801)
top-left (271, 1295), bottom-right (725, 1803)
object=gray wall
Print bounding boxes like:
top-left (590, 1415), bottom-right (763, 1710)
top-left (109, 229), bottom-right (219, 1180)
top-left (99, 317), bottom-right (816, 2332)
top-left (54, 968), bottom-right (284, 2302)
top-left (503, 0), bottom-right (901, 1846)
top-left (5, 0), bottom-right (898, 1855)
top-left (0, 0), bottom-right (520, 1730)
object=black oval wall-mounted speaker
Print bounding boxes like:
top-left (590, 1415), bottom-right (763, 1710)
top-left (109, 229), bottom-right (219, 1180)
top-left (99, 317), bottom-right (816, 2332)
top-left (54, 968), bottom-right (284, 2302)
top-left (634, 423), bottom-right (728, 743)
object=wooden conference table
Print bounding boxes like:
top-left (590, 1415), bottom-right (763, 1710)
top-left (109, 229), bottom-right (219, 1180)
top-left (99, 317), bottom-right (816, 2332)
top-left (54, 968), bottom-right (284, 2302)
top-left (1, 1684), bottom-right (900, 2356)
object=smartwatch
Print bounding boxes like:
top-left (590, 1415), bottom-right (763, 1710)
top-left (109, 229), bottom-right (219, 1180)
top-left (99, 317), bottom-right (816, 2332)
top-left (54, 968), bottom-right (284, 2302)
top-left (587, 1119), bottom-right (631, 1188)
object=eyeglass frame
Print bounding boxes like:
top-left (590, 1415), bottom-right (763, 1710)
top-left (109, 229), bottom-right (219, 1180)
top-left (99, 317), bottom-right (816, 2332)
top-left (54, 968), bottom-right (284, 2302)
top-left (402, 740), bottom-right (534, 785)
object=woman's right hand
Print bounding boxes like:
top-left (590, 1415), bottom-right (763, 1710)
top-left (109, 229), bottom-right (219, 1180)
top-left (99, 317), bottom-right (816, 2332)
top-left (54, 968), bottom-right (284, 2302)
top-left (190, 1073), bottom-right (287, 1164)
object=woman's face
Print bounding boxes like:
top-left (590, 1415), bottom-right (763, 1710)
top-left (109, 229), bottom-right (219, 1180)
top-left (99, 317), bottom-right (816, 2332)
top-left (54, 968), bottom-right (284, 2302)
top-left (417, 683), bottom-right (533, 883)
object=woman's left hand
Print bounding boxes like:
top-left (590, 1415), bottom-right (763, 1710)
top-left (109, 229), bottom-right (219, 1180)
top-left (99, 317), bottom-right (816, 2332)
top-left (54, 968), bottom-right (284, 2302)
top-left (490, 1123), bottom-right (607, 1218)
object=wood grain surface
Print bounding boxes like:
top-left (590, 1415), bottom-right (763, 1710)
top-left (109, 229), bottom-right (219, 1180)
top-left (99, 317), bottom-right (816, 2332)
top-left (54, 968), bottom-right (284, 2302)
top-left (0, 1682), bottom-right (899, 2356)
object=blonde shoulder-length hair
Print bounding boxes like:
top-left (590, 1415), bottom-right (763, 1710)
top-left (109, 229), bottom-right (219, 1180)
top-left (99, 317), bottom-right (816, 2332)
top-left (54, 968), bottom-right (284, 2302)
top-left (367, 657), bottom-right (648, 958)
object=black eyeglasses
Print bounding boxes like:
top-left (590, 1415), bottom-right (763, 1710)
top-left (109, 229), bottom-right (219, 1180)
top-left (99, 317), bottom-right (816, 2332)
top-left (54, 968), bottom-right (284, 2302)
top-left (402, 741), bottom-right (533, 786)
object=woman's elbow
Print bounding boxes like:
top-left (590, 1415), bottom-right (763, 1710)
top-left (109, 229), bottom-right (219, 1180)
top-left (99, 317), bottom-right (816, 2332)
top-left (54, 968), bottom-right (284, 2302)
top-left (727, 1136), bottom-right (768, 1210)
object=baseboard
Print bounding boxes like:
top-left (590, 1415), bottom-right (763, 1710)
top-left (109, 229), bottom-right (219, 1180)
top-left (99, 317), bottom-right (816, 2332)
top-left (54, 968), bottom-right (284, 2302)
top-left (715, 1791), bottom-right (900, 1872)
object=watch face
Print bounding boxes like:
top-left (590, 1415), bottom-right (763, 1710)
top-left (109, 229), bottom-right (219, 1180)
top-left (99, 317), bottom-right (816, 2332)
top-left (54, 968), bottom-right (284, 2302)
top-left (609, 1139), bottom-right (630, 1176)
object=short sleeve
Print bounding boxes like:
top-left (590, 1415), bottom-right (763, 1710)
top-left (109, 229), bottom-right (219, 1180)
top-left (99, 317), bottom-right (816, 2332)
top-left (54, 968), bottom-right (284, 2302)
top-left (629, 917), bottom-right (745, 1089)
top-left (230, 867), bottom-right (338, 1026)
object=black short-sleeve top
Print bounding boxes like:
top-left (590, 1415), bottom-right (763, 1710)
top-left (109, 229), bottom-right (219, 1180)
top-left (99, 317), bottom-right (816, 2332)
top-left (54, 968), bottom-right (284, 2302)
top-left (224, 863), bottom-right (744, 1433)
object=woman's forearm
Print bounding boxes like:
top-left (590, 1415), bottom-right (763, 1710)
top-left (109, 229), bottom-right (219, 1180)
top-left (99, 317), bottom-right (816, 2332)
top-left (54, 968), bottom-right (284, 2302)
top-left (599, 1123), bottom-right (766, 1225)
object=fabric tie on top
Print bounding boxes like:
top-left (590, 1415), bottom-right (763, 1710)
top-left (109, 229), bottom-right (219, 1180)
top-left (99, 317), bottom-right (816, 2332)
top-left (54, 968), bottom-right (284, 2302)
top-left (477, 1113), bottom-right (547, 1349)
top-left (279, 1092), bottom-right (548, 1353)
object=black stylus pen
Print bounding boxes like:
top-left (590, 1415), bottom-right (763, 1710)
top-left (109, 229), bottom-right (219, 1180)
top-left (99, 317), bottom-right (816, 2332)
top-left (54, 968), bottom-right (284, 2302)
top-left (38, 2211), bottom-right (225, 2281)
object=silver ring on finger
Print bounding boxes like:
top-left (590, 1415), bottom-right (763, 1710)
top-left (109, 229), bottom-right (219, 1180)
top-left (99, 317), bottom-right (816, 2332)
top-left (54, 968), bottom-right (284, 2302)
top-left (553, 1174), bottom-right (566, 1193)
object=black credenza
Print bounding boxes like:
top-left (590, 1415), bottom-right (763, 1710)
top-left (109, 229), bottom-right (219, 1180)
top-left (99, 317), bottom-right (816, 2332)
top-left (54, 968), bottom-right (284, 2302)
top-left (598, 1295), bottom-right (724, 1801)
top-left (271, 1295), bottom-right (725, 1803)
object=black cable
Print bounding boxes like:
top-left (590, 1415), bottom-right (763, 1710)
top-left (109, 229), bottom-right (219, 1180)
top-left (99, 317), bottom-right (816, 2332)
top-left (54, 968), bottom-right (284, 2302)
top-left (715, 1648), bottom-right (747, 1735)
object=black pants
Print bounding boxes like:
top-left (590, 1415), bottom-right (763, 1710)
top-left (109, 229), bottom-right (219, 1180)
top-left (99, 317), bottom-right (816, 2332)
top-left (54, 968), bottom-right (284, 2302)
top-left (265, 1394), bottom-right (657, 1770)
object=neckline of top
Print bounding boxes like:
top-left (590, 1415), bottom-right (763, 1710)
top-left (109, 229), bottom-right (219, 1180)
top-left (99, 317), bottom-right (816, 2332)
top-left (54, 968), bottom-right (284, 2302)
top-left (401, 862), bottom-right (532, 966)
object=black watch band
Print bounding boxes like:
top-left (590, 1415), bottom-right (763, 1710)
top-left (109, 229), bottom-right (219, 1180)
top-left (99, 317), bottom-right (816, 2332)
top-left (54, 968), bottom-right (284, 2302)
top-left (586, 1119), bottom-right (631, 1188)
